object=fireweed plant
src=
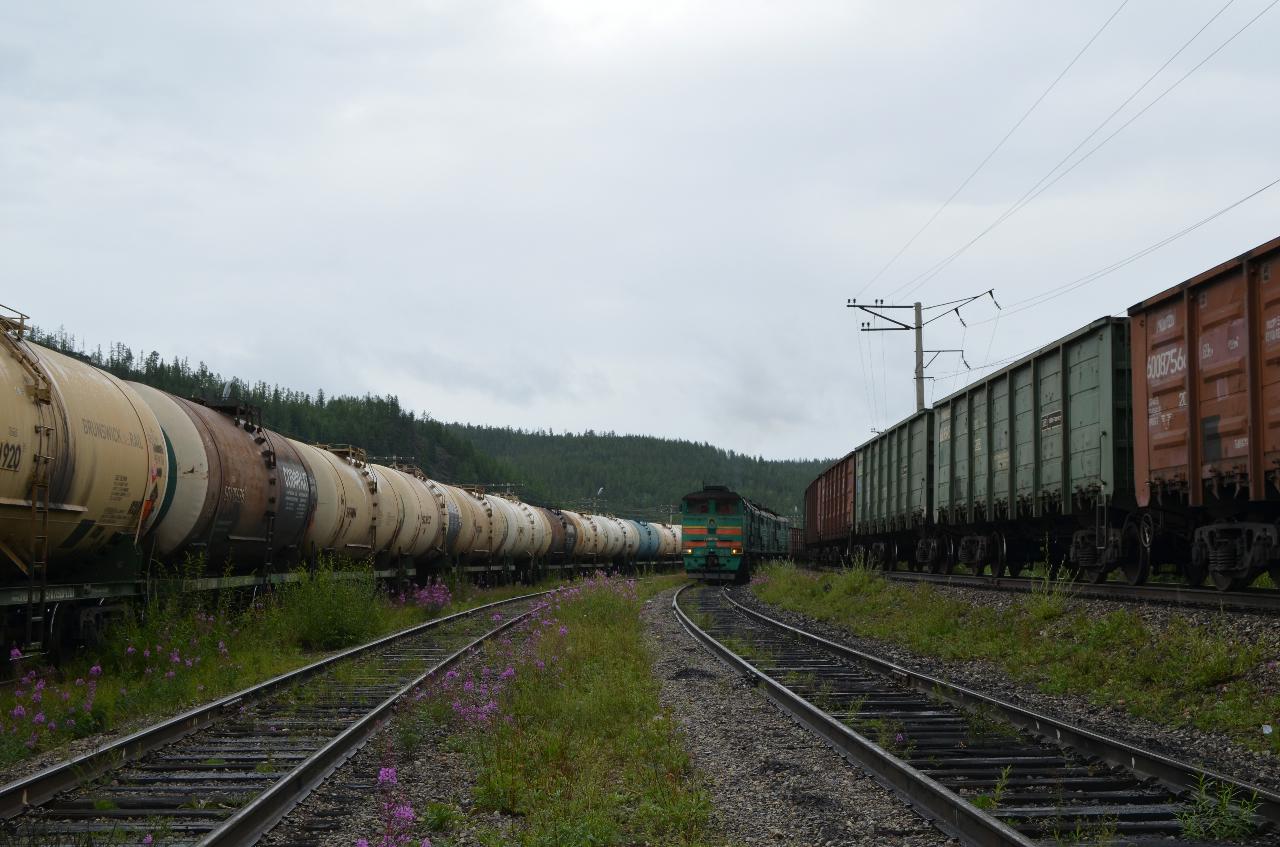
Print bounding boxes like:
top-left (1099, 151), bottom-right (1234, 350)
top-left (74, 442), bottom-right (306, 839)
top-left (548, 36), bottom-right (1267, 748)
top-left (0, 558), bottom-right (547, 770)
top-left (360, 572), bottom-right (716, 847)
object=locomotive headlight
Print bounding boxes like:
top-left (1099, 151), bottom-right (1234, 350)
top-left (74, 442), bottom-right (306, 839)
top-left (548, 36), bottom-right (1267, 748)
top-left (732, 548), bottom-right (740, 555)
top-left (684, 548), bottom-right (692, 555)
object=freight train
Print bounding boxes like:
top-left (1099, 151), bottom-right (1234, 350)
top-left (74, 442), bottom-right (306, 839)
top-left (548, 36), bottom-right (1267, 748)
top-left (0, 309), bottom-right (682, 650)
top-left (803, 234), bottom-right (1280, 592)
top-left (681, 485), bottom-right (790, 583)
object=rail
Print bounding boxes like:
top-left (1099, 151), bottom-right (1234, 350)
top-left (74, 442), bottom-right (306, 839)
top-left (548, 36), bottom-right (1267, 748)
top-left (877, 569), bottom-right (1280, 613)
top-left (672, 585), bottom-right (1037, 847)
top-left (674, 585), bottom-right (1279, 844)
top-left (0, 590), bottom-right (547, 830)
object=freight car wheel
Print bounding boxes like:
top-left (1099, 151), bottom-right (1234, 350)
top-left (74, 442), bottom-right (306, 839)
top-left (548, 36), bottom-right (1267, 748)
top-left (1211, 570), bottom-right (1248, 592)
top-left (1120, 523), bottom-right (1149, 586)
top-left (1185, 541), bottom-right (1209, 587)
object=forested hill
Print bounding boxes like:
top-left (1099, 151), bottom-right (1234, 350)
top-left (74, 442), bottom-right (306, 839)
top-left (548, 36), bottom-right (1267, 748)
top-left (446, 424), bottom-right (830, 524)
top-left (26, 328), bottom-right (529, 493)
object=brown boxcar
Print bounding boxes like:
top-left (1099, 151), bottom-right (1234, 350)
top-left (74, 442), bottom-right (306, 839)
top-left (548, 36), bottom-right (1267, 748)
top-left (804, 450), bottom-right (855, 563)
top-left (1128, 235), bottom-right (1280, 588)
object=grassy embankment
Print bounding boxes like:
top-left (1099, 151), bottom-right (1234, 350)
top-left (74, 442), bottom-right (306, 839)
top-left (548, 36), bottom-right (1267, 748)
top-left (387, 572), bottom-right (725, 847)
top-left (0, 559), bottom-right (555, 770)
top-left (751, 562), bottom-right (1279, 756)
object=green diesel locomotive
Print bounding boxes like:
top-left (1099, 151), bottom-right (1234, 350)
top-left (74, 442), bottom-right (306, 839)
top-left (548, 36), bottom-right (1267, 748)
top-left (681, 485), bottom-right (790, 583)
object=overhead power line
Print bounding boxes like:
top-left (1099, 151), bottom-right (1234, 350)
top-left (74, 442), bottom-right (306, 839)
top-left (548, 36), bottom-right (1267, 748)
top-left (892, 0), bottom-right (1274, 301)
top-left (855, 0), bottom-right (1131, 301)
top-left (971, 176), bottom-right (1280, 325)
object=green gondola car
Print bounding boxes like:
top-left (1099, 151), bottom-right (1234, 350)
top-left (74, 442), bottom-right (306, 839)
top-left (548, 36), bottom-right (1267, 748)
top-left (681, 485), bottom-right (790, 583)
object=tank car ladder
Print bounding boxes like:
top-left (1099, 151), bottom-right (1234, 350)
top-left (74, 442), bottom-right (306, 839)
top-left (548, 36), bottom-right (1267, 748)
top-left (26, 420), bottom-right (53, 654)
top-left (0, 305), bottom-right (54, 654)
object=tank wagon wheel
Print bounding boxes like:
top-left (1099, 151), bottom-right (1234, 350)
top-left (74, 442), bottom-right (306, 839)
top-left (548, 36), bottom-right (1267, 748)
top-left (1120, 519), bottom-right (1150, 586)
top-left (988, 533), bottom-right (1007, 578)
top-left (881, 541), bottom-right (898, 572)
top-left (1185, 540), bottom-right (1209, 587)
top-left (1211, 570), bottom-right (1248, 592)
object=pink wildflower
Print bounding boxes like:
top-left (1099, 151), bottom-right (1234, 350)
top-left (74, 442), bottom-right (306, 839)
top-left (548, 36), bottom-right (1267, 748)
top-left (89, 664), bottom-right (102, 677)
top-left (378, 766), bottom-right (397, 785)
top-left (126, 646), bottom-right (136, 655)
top-left (8, 647), bottom-right (21, 660)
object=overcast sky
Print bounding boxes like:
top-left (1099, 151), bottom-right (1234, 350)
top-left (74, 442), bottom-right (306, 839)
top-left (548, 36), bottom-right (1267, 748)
top-left (3, 1), bottom-right (1278, 461)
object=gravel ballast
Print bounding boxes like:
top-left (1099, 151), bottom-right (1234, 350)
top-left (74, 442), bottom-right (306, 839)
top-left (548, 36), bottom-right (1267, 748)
top-left (734, 581), bottom-right (1280, 795)
top-left (645, 588), bottom-right (953, 847)
top-left (265, 586), bottom-right (956, 847)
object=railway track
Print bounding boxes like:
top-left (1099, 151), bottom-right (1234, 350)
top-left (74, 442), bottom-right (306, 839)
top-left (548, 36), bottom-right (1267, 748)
top-left (674, 585), bottom-right (1279, 846)
top-left (876, 569), bottom-right (1280, 614)
top-left (0, 592), bottom-right (547, 846)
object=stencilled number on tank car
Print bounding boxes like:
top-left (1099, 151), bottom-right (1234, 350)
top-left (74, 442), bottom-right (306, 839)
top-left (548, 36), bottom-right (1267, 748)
top-left (0, 442), bottom-right (22, 472)
top-left (222, 485), bottom-right (246, 504)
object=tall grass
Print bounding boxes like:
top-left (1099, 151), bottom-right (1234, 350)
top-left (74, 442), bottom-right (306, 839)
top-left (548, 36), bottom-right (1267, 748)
top-left (410, 573), bottom-right (717, 846)
top-left (752, 561), bottom-right (1277, 756)
top-left (0, 558), bottom-right (546, 771)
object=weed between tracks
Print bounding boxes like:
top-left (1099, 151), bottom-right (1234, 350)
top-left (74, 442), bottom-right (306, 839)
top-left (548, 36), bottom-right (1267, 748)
top-left (373, 573), bottom-right (717, 847)
top-left (751, 562), bottom-right (1280, 756)
top-left (0, 557), bottom-right (566, 772)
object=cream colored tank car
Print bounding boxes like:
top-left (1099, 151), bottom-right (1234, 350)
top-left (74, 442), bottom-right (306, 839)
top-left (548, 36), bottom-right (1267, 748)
top-left (451, 488), bottom-right (493, 558)
top-left (373, 466), bottom-right (443, 560)
top-left (0, 340), bottom-right (168, 569)
top-left (594, 515), bottom-right (624, 560)
top-left (616, 518), bottom-right (639, 560)
top-left (485, 494), bottom-right (519, 559)
top-left (291, 442), bottom-right (376, 556)
top-left (516, 501), bottom-right (552, 558)
top-left (127, 383), bottom-right (206, 557)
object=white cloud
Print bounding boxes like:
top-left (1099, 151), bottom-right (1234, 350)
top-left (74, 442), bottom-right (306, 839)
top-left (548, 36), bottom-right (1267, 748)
top-left (2, 0), bottom-right (1278, 461)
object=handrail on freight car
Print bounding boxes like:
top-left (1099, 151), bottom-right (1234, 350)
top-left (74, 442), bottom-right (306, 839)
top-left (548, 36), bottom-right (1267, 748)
top-left (0, 304), bottom-right (31, 339)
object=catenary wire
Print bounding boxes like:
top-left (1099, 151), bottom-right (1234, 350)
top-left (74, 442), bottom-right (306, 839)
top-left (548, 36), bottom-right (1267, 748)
top-left (894, 0), bottom-right (1267, 300)
top-left (856, 0), bottom-right (1132, 301)
top-left (968, 176), bottom-right (1280, 325)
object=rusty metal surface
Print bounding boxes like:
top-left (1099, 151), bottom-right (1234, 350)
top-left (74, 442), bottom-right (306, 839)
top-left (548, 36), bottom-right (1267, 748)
top-left (814, 451), bottom-right (855, 544)
top-left (537, 507), bottom-right (568, 560)
top-left (1129, 237), bottom-right (1280, 507)
top-left (162, 397), bottom-right (314, 569)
